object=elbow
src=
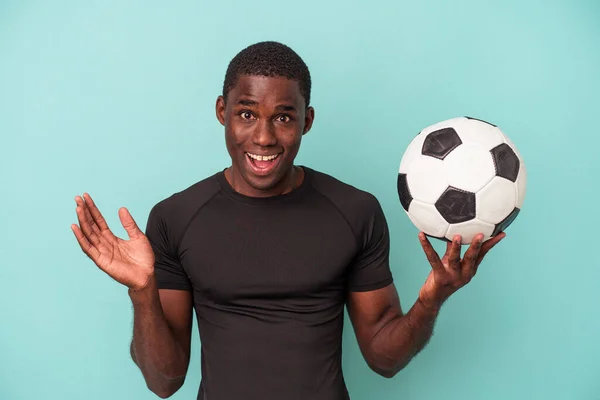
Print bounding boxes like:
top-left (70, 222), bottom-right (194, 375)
top-left (152, 389), bottom-right (177, 399)
top-left (152, 389), bottom-right (175, 399)
top-left (374, 365), bottom-right (396, 379)
top-left (366, 332), bottom-right (415, 379)
top-left (129, 343), bottom-right (188, 398)
top-left (369, 362), bottom-right (402, 379)
top-left (378, 366), bottom-right (404, 379)
top-left (132, 354), bottom-right (188, 397)
top-left (366, 349), bottom-right (410, 379)
top-left (148, 377), bottom-right (185, 399)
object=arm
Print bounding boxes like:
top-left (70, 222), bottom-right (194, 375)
top-left (70, 193), bottom-right (193, 398)
top-left (347, 283), bottom-right (438, 378)
top-left (129, 279), bottom-right (193, 398)
top-left (348, 232), bottom-right (505, 378)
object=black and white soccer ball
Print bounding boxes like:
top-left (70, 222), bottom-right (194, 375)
top-left (397, 116), bottom-right (526, 244)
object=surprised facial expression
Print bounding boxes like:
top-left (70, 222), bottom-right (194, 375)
top-left (216, 75), bottom-right (314, 197)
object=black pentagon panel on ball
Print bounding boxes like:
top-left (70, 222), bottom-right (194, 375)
top-left (491, 143), bottom-right (520, 182)
top-left (435, 186), bottom-right (476, 224)
top-left (465, 116), bottom-right (497, 127)
top-left (421, 127), bottom-right (462, 160)
top-left (492, 208), bottom-right (520, 236)
top-left (397, 173), bottom-right (412, 211)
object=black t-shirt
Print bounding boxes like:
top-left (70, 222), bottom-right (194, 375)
top-left (145, 166), bottom-right (394, 400)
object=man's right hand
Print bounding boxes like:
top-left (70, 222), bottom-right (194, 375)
top-left (71, 193), bottom-right (155, 291)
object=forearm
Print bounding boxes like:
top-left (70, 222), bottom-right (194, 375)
top-left (369, 298), bottom-right (440, 377)
top-left (129, 277), bottom-right (188, 396)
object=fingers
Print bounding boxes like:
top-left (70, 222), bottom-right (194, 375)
top-left (418, 232), bottom-right (444, 271)
top-left (75, 198), bottom-right (101, 246)
top-left (83, 193), bottom-right (110, 232)
top-left (78, 198), bottom-right (100, 236)
top-left (462, 233), bottom-right (484, 276)
top-left (118, 207), bottom-right (142, 239)
top-left (446, 235), bottom-right (462, 271)
top-left (445, 241), bottom-right (453, 253)
top-left (475, 232), bottom-right (506, 267)
top-left (71, 223), bottom-right (101, 261)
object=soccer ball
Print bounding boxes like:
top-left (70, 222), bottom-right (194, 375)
top-left (397, 116), bottom-right (526, 245)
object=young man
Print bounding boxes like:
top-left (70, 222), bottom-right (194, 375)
top-left (72, 41), bottom-right (504, 400)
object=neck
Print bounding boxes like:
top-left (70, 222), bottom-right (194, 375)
top-left (225, 166), bottom-right (304, 198)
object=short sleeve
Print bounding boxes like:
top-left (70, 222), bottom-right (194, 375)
top-left (347, 197), bottom-right (394, 292)
top-left (145, 203), bottom-right (192, 291)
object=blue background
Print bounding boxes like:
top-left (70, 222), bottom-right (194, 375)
top-left (1, 1), bottom-right (599, 399)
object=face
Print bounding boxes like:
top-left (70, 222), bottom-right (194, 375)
top-left (216, 75), bottom-right (315, 197)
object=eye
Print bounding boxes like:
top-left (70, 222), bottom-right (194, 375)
top-left (276, 115), bottom-right (291, 123)
top-left (239, 111), bottom-right (255, 120)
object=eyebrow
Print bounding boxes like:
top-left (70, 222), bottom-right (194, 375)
top-left (237, 99), bottom-right (258, 107)
top-left (274, 104), bottom-right (297, 112)
top-left (236, 99), bottom-right (297, 112)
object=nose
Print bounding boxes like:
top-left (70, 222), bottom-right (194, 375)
top-left (251, 120), bottom-right (277, 147)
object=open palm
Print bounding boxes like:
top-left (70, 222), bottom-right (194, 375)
top-left (71, 193), bottom-right (155, 291)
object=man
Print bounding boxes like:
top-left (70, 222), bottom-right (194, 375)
top-left (71, 41), bottom-right (505, 400)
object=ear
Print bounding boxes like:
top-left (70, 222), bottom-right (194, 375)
top-left (302, 106), bottom-right (315, 135)
top-left (216, 96), bottom-right (226, 126)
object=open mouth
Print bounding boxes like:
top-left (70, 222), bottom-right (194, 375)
top-left (246, 152), bottom-right (282, 176)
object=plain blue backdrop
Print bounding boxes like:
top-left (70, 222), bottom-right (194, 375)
top-left (1, 1), bottom-right (599, 399)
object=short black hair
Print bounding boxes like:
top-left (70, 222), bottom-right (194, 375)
top-left (222, 41), bottom-right (312, 106)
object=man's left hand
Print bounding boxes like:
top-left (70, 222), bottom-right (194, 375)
top-left (417, 231), bottom-right (506, 311)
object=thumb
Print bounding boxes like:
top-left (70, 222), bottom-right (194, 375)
top-left (118, 207), bottom-right (142, 239)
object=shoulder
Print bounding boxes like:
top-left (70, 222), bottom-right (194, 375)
top-left (309, 168), bottom-right (381, 210)
top-left (307, 168), bottom-right (386, 231)
top-left (148, 171), bottom-right (222, 230)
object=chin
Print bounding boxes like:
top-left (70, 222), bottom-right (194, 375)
top-left (244, 171), bottom-right (284, 191)
top-left (241, 163), bottom-right (294, 194)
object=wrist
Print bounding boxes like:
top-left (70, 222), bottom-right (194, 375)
top-left (128, 274), bottom-right (158, 304)
top-left (416, 294), bottom-right (444, 314)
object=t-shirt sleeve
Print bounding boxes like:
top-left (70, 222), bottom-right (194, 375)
top-left (145, 203), bottom-right (192, 291)
top-left (347, 196), bottom-right (394, 292)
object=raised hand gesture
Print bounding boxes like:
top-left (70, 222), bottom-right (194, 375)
top-left (71, 193), bottom-right (155, 291)
top-left (417, 232), bottom-right (505, 310)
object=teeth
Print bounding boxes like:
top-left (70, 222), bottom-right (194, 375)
top-left (247, 153), bottom-right (279, 161)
